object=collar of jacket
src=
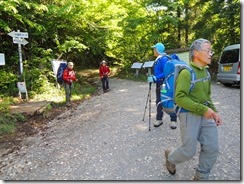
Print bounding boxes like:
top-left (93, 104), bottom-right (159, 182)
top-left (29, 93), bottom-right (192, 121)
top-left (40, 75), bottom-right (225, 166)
top-left (190, 61), bottom-right (209, 70)
top-left (155, 53), bottom-right (167, 61)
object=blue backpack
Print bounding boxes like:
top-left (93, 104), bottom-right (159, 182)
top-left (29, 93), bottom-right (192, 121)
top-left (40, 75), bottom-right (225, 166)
top-left (158, 54), bottom-right (210, 115)
top-left (56, 62), bottom-right (67, 84)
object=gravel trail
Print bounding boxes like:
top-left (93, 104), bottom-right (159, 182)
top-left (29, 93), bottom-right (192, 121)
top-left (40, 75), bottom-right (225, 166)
top-left (0, 78), bottom-right (240, 180)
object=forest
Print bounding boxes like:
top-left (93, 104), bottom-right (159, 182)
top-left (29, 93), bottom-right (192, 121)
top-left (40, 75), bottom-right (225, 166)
top-left (0, 0), bottom-right (240, 97)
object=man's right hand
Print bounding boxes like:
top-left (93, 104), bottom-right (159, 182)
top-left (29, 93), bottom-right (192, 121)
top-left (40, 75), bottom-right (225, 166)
top-left (204, 108), bottom-right (222, 126)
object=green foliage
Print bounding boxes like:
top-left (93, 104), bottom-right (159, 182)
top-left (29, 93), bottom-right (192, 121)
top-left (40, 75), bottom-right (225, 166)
top-left (14, 113), bottom-right (26, 122)
top-left (0, 71), bottom-right (18, 96)
top-left (0, 96), bottom-right (26, 135)
top-left (0, 97), bottom-right (14, 113)
top-left (0, 113), bottom-right (26, 135)
top-left (0, 122), bottom-right (15, 135)
top-left (192, 0), bottom-right (240, 54)
top-left (25, 69), bottom-right (46, 91)
top-left (72, 82), bottom-right (97, 100)
top-left (0, 0), bottom-right (241, 98)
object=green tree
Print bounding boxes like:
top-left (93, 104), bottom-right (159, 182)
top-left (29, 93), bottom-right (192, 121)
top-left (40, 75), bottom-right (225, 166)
top-left (0, 0), bottom-right (241, 97)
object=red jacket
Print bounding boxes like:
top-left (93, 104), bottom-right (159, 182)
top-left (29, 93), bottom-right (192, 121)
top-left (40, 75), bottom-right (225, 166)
top-left (63, 68), bottom-right (77, 85)
top-left (99, 66), bottom-right (110, 78)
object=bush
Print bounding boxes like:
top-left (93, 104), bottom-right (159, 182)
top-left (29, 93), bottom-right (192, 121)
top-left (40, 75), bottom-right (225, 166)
top-left (0, 70), bottom-right (18, 96)
top-left (0, 112), bottom-right (27, 135)
top-left (0, 97), bottom-right (26, 135)
top-left (0, 122), bottom-right (15, 135)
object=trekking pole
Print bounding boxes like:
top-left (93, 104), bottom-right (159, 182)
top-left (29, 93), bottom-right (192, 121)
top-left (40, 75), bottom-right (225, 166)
top-left (148, 82), bottom-right (152, 131)
top-left (142, 82), bottom-right (152, 131)
top-left (142, 82), bottom-right (151, 121)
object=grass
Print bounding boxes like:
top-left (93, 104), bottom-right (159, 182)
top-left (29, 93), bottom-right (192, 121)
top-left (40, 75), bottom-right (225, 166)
top-left (0, 108), bottom-right (26, 135)
top-left (0, 123), bottom-right (15, 135)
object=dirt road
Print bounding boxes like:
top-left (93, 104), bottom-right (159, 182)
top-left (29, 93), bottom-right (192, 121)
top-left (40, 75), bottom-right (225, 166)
top-left (0, 78), bottom-right (240, 180)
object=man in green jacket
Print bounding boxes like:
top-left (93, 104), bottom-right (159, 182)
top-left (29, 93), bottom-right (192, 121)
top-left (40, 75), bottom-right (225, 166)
top-left (164, 38), bottom-right (222, 180)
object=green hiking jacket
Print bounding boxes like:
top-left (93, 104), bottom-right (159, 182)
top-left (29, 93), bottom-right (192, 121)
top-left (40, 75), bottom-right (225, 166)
top-left (175, 61), bottom-right (217, 115)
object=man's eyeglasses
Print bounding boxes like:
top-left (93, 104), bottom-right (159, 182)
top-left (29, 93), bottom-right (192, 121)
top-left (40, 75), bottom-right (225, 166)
top-left (201, 49), bottom-right (214, 56)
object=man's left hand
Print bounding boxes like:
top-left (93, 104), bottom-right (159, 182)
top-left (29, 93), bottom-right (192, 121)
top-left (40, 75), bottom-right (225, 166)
top-left (147, 76), bottom-right (156, 83)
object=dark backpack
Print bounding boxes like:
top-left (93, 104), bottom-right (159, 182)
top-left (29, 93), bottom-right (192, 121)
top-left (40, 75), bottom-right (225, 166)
top-left (56, 62), bottom-right (67, 84)
top-left (158, 54), bottom-right (210, 115)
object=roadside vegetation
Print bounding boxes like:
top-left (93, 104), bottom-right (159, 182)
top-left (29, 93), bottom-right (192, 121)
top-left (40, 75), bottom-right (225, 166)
top-left (0, 97), bottom-right (26, 135)
top-left (0, 68), bottom-right (98, 136)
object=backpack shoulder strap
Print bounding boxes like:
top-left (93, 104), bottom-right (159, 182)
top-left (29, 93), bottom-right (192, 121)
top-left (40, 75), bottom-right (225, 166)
top-left (170, 53), bottom-right (180, 60)
top-left (189, 67), bottom-right (210, 91)
top-left (180, 66), bottom-right (196, 92)
top-left (162, 55), bottom-right (172, 62)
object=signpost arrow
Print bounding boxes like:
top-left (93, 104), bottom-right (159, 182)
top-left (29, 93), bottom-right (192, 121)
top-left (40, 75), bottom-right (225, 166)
top-left (13, 37), bottom-right (28, 45)
top-left (8, 31), bottom-right (28, 38)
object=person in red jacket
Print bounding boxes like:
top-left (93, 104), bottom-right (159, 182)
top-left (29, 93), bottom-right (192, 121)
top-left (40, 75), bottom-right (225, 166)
top-left (63, 62), bottom-right (78, 106)
top-left (99, 60), bottom-right (110, 93)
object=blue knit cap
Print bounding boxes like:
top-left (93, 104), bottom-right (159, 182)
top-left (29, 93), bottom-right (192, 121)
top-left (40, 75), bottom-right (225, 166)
top-left (151, 43), bottom-right (165, 55)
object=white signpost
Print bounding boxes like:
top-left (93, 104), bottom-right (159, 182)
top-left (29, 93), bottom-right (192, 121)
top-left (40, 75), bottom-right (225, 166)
top-left (8, 31), bottom-right (29, 38)
top-left (131, 62), bottom-right (143, 78)
top-left (8, 30), bottom-right (29, 75)
top-left (13, 37), bottom-right (28, 45)
top-left (0, 53), bottom-right (5, 65)
top-left (143, 61), bottom-right (155, 76)
top-left (17, 82), bottom-right (28, 101)
top-left (8, 30), bottom-right (29, 100)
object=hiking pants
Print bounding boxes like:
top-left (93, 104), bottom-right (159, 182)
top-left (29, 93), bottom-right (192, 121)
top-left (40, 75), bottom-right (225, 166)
top-left (155, 82), bottom-right (177, 121)
top-left (64, 83), bottom-right (72, 103)
top-left (101, 77), bottom-right (109, 92)
top-left (168, 113), bottom-right (219, 180)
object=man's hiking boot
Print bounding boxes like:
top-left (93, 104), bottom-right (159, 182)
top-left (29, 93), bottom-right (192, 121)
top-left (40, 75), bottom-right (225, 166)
top-left (192, 176), bottom-right (200, 180)
top-left (170, 121), bottom-right (177, 129)
top-left (165, 150), bottom-right (176, 175)
top-left (192, 174), bottom-right (208, 180)
top-left (154, 120), bottom-right (163, 127)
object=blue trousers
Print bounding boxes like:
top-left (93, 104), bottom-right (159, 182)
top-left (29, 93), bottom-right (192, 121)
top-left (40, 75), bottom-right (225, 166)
top-left (101, 77), bottom-right (109, 92)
